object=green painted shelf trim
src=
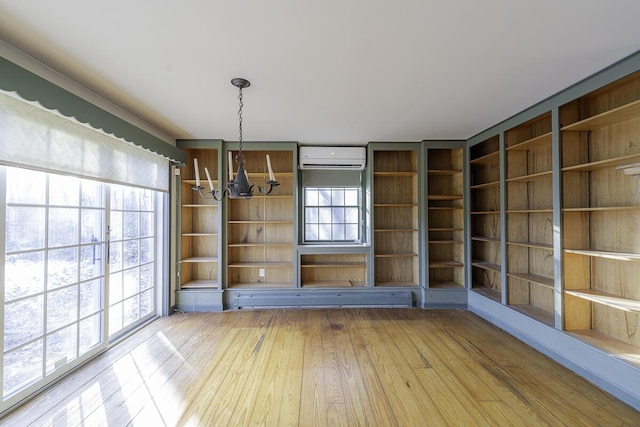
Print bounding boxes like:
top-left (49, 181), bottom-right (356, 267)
top-left (0, 56), bottom-right (186, 165)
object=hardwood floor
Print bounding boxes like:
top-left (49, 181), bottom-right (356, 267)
top-left (1, 309), bottom-right (638, 426)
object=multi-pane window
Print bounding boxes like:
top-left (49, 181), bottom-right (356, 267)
top-left (3, 168), bottom-right (105, 399)
top-left (108, 185), bottom-right (156, 337)
top-left (304, 187), bottom-right (360, 242)
top-left (2, 167), bottom-right (160, 405)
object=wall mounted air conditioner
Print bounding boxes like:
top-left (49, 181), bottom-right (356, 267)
top-left (299, 146), bottom-right (366, 170)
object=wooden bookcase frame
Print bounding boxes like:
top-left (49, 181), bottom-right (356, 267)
top-left (469, 135), bottom-right (503, 301)
top-left (297, 245), bottom-right (369, 288)
top-left (425, 145), bottom-right (465, 289)
top-left (505, 112), bottom-right (555, 325)
top-left (223, 142), bottom-right (297, 289)
top-left (174, 139), bottom-right (224, 312)
top-left (369, 143), bottom-right (421, 287)
top-left (560, 70), bottom-right (640, 356)
top-left (179, 148), bottom-right (220, 289)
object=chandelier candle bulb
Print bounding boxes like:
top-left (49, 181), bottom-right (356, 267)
top-left (266, 154), bottom-right (276, 182)
top-left (204, 167), bottom-right (214, 191)
top-left (194, 158), bottom-right (201, 187)
top-left (228, 151), bottom-right (234, 182)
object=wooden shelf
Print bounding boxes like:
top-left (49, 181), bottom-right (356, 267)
top-left (429, 227), bottom-right (463, 232)
top-left (565, 289), bottom-right (640, 313)
top-left (302, 281), bottom-right (366, 288)
top-left (375, 228), bottom-right (418, 232)
top-left (470, 150), bottom-right (499, 164)
top-left (182, 179), bottom-right (220, 185)
top-left (228, 282), bottom-right (292, 289)
top-left (507, 209), bottom-right (553, 213)
top-left (181, 204), bottom-right (218, 208)
top-left (228, 262), bottom-right (293, 267)
top-left (563, 206), bottom-right (640, 212)
top-left (506, 170), bottom-right (552, 182)
top-left (429, 240), bottom-right (463, 244)
top-left (374, 281), bottom-right (418, 287)
top-left (428, 280), bottom-right (464, 288)
top-left (374, 203), bottom-right (418, 207)
top-left (470, 180), bottom-right (500, 190)
top-left (563, 249), bottom-right (640, 261)
top-left (301, 262), bottom-right (367, 268)
top-left (428, 195), bottom-right (462, 201)
top-left (374, 171), bottom-right (417, 177)
top-left (509, 304), bottom-right (554, 326)
top-left (227, 220), bottom-right (294, 224)
top-left (180, 280), bottom-right (219, 289)
top-left (507, 272), bottom-right (554, 289)
top-left (428, 169), bottom-right (462, 175)
top-left (428, 206), bottom-right (463, 211)
top-left (472, 261), bottom-right (501, 273)
top-left (228, 243), bottom-right (293, 247)
top-left (567, 330), bottom-right (640, 368)
top-left (470, 210), bottom-right (500, 215)
top-left (245, 194), bottom-right (293, 200)
top-left (561, 99), bottom-right (640, 131)
top-left (374, 252), bottom-right (418, 258)
top-left (471, 236), bottom-right (500, 243)
top-left (429, 260), bottom-right (463, 268)
top-left (472, 286), bottom-right (501, 301)
top-left (507, 241), bottom-right (553, 250)
top-left (562, 152), bottom-right (640, 172)
top-left (506, 132), bottom-right (552, 151)
top-left (182, 232), bottom-right (217, 237)
top-left (181, 257), bottom-right (217, 263)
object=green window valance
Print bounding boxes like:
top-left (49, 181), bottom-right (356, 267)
top-left (0, 56), bottom-right (186, 165)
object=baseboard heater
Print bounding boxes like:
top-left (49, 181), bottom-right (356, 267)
top-left (231, 289), bottom-right (413, 309)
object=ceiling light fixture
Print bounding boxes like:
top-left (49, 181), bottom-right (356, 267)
top-left (193, 78), bottom-right (279, 200)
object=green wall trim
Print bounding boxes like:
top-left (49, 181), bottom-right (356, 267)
top-left (0, 56), bottom-right (186, 165)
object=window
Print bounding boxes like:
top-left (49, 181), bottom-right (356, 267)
top-left (108, 185), bottom-right (157, 338)
top-left (1, 166), bottom-right (162, 407)
top-left (3, 167), bottom-right (106, 400)
top-left (304, 187), bottom-right (361, 242)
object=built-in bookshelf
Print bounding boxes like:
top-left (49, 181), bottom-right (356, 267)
top-left (505, 112), bottom-right (555, 325)
top-left (300, 252), bottom-right (367, 287)
top-left (469, 136), bottom-right (502, 301)
top-left (226, 149), bottom-right (295, 288)
top-left (427, 148), bottom-right (464, 288)
top-left (372, 146), bottom-right (419, 287)
top-left (178, 147), bottom-right (220, 290)
top-left (560, 70), bottom-right (640, 360)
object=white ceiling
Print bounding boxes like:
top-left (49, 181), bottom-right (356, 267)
top-left (1, 1), bottom-right (639, 145)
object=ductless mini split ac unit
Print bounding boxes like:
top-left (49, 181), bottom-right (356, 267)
top-left (298, 146), bottom-right (366, 170)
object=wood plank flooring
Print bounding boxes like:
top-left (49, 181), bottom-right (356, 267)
top-left (1, 309), bottom-right (638, 426)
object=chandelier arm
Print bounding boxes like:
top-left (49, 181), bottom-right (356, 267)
top-left (193, 186), bottom-right (213, 200)
top-left (212, 187), bottom-right (230, 201)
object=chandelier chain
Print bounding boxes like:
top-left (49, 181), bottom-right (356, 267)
top-left (238, 87), bottom-right (243, 153)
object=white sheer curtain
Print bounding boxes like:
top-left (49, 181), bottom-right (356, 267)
top-left (0, 92), bottom-right (169, 191)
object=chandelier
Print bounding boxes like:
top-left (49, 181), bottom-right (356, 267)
top-left (192, 78), bottom-right (279, 200)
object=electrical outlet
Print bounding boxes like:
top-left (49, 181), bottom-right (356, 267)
top-left (259, 268), bottom-right (265, 277)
